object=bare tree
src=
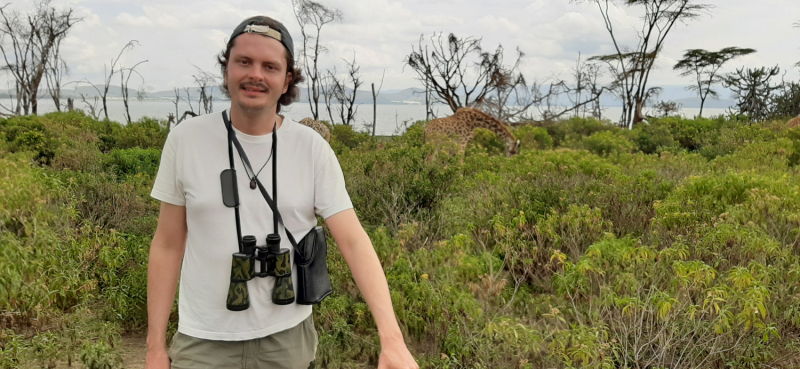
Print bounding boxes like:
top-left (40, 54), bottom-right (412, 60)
top-left (795, 21), bottom-right (800, 68)
top-left (371, 70), bottom-right (385, 136)
top-left (43, 35), bottom-right (67, 111)
top-left (119, 60), bottom-right (148, 124)
top-left (292, 0), bottom-right (342, 120)
top-left (73, 78), bottom-right (104, 118)
top-left (673, 47), bottom-right (756, 117)
top-left (330, 54), bottom-right (362, 126)
top-left (79, 93), bottom-right (101, 120)
top-left (0, 0), bottom-right (79, 115)
top-left (97, 40), bottom-right (139, 128)
top-left (573, 0), bottom-right (711, 128)
top-left (320, 69), bottom-right (336, 124)
top-left (192, 67), bottom-right (220, 114)
top-left (404, 33), bottom-right (505, 115)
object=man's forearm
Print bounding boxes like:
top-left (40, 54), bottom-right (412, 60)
top-left (338, 235), bottom-right (404, 344)
top-left (146, 239), bottom-right (184, 350)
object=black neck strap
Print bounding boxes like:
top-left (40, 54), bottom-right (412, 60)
top-left (222, 111), bottom-right (300, 251)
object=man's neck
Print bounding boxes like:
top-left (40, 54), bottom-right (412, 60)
top-left (229, 104), bottom-right (283, 136)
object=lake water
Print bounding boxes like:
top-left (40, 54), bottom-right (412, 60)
top-left (2, 98), bottom-right (730, 136)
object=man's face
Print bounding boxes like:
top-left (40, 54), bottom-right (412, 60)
top-left (224, 33), bottom-right (291, 113)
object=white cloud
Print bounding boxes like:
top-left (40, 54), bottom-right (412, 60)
top-left (2, 0), bottom-right (797, 94)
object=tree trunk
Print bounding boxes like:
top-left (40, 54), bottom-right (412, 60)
top-left (698, 97), bottom-right (706, 118)
top-left (372, 83), bottom-right (377, 137)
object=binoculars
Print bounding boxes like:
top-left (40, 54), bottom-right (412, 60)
top-left (227, 233), bottom-right (295, 311)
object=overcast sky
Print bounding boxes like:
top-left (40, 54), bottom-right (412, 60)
top-left (5, 0), bottom-right (800, 95)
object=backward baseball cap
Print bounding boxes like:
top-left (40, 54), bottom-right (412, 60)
top-left (228, 16), bottom-right (294, 61)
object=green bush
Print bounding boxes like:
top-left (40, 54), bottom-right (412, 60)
top-left (699, 123), bottom-right (780, 160)
top-left (582, 130), bottom-right (635, 156)
top-left (785, 127), bottom-right (800, 167)
top-left (514, 125), bottom-right (553, 151)
top-left (653, 115), bottom-right (723, 151)
top-left (340, 139), bottom-right (460, 233)
top-left (544, 116), bottom-right (615, 147)
top-left (330, 124), bottom-right (371, 151)
top-left (467, 127), bottom-right (506, 155)
top-left (104, 147), bottom-right (161, 178)
top-left (104, 116), bottom-right (168, 151)
top-left (631, 121), bottom-right (676, 154)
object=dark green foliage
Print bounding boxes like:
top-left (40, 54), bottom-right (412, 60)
top-left (340, 139), bottom-right (460, 233)
top-left (330, 124), bottom-right (372, 152)
top-left (543, 116), bottom-right (614, 147)
top-left (788, 128), bottom-right (800, 167)
top-left (582, 130), bottom-right (635, 156)
top-left (104, 147), bottom-right (162, 178)
top-left (653, 115), bottom-right (723, 150)
top-left (514, 125), bottom-right (553, 151)
top-left (467, 127), bottom-right (505, 155)
top-left (104, 116), bottom-right (169, 151)
top-left (630, 121), bottom-right (677, 154)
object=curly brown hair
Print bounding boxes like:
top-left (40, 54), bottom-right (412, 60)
top-left (217, 17), bottom-right (305, 113)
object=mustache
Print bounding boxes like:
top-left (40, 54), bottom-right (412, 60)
top-left (241, 81), bottom-right (268, 91)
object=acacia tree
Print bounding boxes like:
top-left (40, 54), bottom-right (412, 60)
top-left (573, 0), bottom-right (711, 128)
top-left (0, 0), bottom-right (79, 115)
top-left (723, 65), bottom-right (781, 122)
top-left (404, 33), bottom-right (505, 115)
top-left (673, 47), bottom-right (755, 117)
top-left (292, 0), bottom-right (342, 120)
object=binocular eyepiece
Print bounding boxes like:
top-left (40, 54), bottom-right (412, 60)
top-left (227, 234), bottom-right (295, 311)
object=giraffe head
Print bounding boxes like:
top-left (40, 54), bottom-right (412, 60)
top-left (507, 139), bottom-right (521, 156)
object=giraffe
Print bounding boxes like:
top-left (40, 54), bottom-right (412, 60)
top-left (788, 116), bottom-right (800, 128)
top-left (298, 118), bottom-right (331, 142)
top-left (424, 107), bottom-right (520, 156)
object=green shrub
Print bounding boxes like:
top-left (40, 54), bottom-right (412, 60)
top-left (699, 123), bottom-right (780, 160)
top-left (104, 147), bottom-right (161, 178)
top-left (653, 115), bottom-right (723, 151)
top-left (787, 127), bottom-right (800, 167)
top-left (467, 127), bottom-right (505, 155)
top-left (61, 170), bottom-right (158, 234)
top-left (514, 125), bottom-right (553, 151)
top-left (330, 124), bottom-right (371, 151)
top-left (340, 140), bottom-right (460, 233)
top-left (105, 116), bottom-right (168, 151)
top-left (544, 116), bottom-right (615, 147)
top-left (582, 130), bottom-right (635, 156)
top-left (631, 121), bottom-right (676, 154)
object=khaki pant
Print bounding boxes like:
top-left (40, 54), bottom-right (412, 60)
top-left (168, 315), bottom-right (318, 369)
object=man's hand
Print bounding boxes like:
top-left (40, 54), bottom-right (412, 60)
top-left (144, 347), bottom-right (170, 369)
top-left (378, 341), bottom-right (418, 369)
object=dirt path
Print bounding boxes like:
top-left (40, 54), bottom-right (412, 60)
top-left (119, 333), bottom-right (147, 368)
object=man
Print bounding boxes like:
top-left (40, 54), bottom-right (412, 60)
top-left (145, 16), bottom-right (418, 369)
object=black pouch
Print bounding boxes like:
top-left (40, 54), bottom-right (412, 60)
top-left (294, 226), bottom-right (333, 305)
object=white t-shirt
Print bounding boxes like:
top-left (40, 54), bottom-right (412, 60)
top-left (151, 110), bottom-right (353, 341)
